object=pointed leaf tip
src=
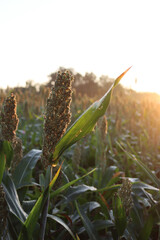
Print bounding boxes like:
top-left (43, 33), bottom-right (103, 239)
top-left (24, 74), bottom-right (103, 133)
top-left (114, 66), bottom-right (132, 87)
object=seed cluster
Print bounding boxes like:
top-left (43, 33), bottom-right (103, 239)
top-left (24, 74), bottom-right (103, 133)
top-left (0, 93), bottom-right (23, 172)
top-left (11, 137), bottom-right (23, 173)
top-left (42, 71), bottom-right (74, 168)
top-left (118, 179), bottom-right (133, 217)
top-left (0, 185), bottom-right (7, 238)
top-left (1, 93), bottom-right (19, 141)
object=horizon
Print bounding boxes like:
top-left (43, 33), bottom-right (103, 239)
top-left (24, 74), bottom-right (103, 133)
top-left (0, 0), bottom-right (160, 94)
top-left (1, 66), bottom-right (160, 98)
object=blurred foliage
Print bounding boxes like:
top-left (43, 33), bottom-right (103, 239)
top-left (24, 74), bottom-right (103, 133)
top-left (0, 67), bottom-right (160, 239)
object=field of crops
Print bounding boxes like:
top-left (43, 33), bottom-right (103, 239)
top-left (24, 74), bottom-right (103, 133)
top-left (0, 69), bottom-right (160, 240)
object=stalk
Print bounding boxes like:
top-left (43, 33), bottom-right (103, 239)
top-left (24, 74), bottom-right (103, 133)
top-left (40, 70), bottom-right (73, 238)
top-left (39, 167), bottom-right (52, 240)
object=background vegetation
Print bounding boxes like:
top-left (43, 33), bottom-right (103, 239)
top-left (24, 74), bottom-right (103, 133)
top-left (0, 68), bottom-right (160, 239)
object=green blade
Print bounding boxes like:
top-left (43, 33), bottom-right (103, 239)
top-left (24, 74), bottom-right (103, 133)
top-left (75, 201), bottom-right (100, 240)
top-left (117, 141), bottom-right (160, 188)
top-left (53, 67), bottom-right (131, 161)
top-left (18, 187), bottom-right (49, 240)
top-left (0, 152), bottom-right (5, 184)
top-left (138, 214), bottom-right (154, 240)
top-left (3, 140), bottom-right (14, 168)
top-left (2, 171), bottom-right (27, 222)
top-left (0, 140), bottom-right (13, 183)
top-left (13, 149), bottom-right (41, 189)
top-left (18, 164), bottom-right (62, 240)
top-left (50, 168), bottom-right (96, 199)
top-left (48, 214), bottom-right (76, 240)
top-left (112, 194), bottom-right (127, 236)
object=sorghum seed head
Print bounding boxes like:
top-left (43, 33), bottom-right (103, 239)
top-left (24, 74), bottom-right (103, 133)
top-left (11, 137), bottom-right (23, 173)
top-left (0, 93), bottom-right (19, 142)
top-left (118, 179), bottom-right (133, 217)
top-left (42, 71), bottom-right (74, 168)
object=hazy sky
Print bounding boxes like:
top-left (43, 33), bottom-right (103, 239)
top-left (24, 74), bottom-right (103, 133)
top-left (0, 0), bottom-right (160, 93)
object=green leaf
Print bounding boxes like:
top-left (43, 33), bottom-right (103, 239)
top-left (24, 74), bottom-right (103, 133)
top-left (75, 201), bottom-right (99, 240)
top-left (22, 200), bottom-right (37, 214)
top-left (79, 220), bottom-right (114, 234)
top-left (71, 201), bottom-right (100, 224)
top-left (112, 194), bottom-right (127, 237)
top-left (2, 171), bottom-right (27, 223)
top-left (92, 219), bottom-right (114, 230)
top-left (65, 184), bottom-right (97, 202)
top-left (48, 214), bottom-right (76, 240)
top-left (18, 187), bottom-right (49, 240)
top-left (0, 152), bottom-right (5, 184)
top-left (138, 214), bottom-right (154, 240)
top-left (13, 149), bottom-right (41, 189)
top-left (49, 162), bottom-right (63, 190)
top-left (53, 67), bottom-right (131, 161)
top-left (117, 142), bottom-right (160, 188)
top-left (50, 168), bottom-right (96, 199)
top-left (2, 140), bottom-right (14, 168)
top-left (0, 140), bottom-right (13, 179)
top-left (18, 164), bottom-right (62, 240)
top-left (98, 184), bottom-right (120, 193)
top-left (132, 182), bottom-right (159, 192)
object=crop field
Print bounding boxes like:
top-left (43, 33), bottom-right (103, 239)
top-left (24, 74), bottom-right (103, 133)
top-left (0, 68), bottom-right (160, 240)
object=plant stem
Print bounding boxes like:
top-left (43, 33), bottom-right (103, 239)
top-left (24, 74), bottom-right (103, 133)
top-left (39, 167), bottom-right (52, 240)
top-left (39, 195), bottom-right (50, 240)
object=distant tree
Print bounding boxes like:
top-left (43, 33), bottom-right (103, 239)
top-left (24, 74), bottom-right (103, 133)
top-left (81, 72), bottom-right (99, 97)
top-left (73, 72), bottom-right (84, 87)
top-left (25, 80), bottom-right (35, 88)
top-left (99, 75), bottom-right (114, 86)
top-left (46, 68), bottom-right (118, 97)
top-left (99, 75), bottom-right (114, 95)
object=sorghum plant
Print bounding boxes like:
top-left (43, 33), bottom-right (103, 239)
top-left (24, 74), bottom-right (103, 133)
top-left (41, 71), bottom-right (74, 168)
top-left (0, 93), bottom-right (23, 172)
top-left (118, 178), bottom-right (133, 219)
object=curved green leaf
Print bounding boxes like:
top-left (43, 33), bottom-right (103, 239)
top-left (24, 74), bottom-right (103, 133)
top-left (13, 149), bottom-right (42, 189)
top-left (2, 171), bottom-right (27, 223)
top-left (78, 220), bottom-right (114, 234)
top-left (18, 164), bottom-right (62, 240)
top-left (138, 214), bottom-right (154, 240)
top-left (65, 184), bottom-right (97, 202)
top-left (18, 187), bottom-right (49, 240)
top-left (50, 168), bottom-right (96, 199)
top-left (0, 140), bottom-right (13, 183)
top-left (0, 140), bottom-right (13, 168)
top-left (75, 201), bottom-right (99, 240)
top-left (18, 167), bottom-right (96, 239)
top-left (117, 142), bottom-right (160, 188)
top-left (48, 214), bottom-right (76, 240)
top-left (0, 152), bottom-right (5, 184)
top-left (53, 67), bottom-right (131, 161)
top-left (3, 140), bottom-right (14, 168)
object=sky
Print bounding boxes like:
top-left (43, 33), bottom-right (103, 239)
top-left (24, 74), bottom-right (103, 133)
top-left (0, 0), bottom-right (160, 94)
